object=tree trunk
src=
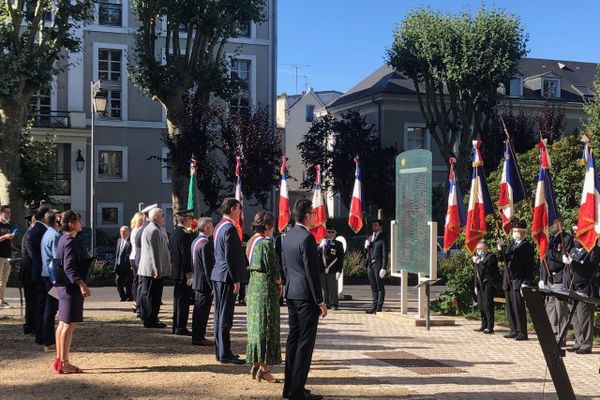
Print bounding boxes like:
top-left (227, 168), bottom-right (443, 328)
top-left (0, 97), bottom-right (30, 231)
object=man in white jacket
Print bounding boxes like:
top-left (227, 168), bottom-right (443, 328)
top-left (138, 208), bottom-right (171, 328)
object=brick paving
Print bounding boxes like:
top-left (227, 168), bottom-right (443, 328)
top-left (1, 285), bottom-right (599, 399)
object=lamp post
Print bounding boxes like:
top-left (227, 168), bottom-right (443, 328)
top-left (90, 81), bottom-right (107, 256)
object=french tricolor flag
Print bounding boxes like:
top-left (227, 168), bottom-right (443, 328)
top-left (348, 156), bottom-right (364, 233)
top-left (465, 141), bottom-right (494, 254)
top-left (497, 140), bottom-right (528, 234)
top-left (443, 158), bottom-right (466, 252)
top-left (234, 156), bottom-right (244, 241)
top-left (531, 140), bottom-right (561, 258)
top-left (576, 147), bottom-right (600, 251)
top-left (310, 164), bottom-right (327, 243)
top-left (278, 158), bottom-right (290, 232)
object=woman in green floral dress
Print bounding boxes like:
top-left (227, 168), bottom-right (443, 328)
top-left (245, 211), bottom-right (283, 383)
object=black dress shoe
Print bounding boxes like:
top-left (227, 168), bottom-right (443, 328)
top-left (575, 348), bottom-right (592, 354)
top-left (333, 305), bottom-right (339, 310)
top-left (567, 346), bottom-right (580, 352)
top-left (483, 329), bottom-right (494, 334)
top-left (514, 335), bottom-right (528, 341)
top-left (192, 339), bottom-right (214, 346)
top-left (238, 300), bottom-right (246, 306)
top-left (473, 327), bottom-right (485, 332)
top-left (376, 308), bottom-right (383, 312)
top-left (365, 309), bottom-right (376, 314)
top-left (503, 333), bottom-right (517, 339)
top-left (175, 329), bottom-right (193, 336)
top-left (220, 357), bottom-right (244, 364)
top-left (144, 322), bottom-right (167, 329)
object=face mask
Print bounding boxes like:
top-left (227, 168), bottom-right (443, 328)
top-left (512, 232), bottom-right (522, 241)
top-left (476, 250), bottom-right (484, 257)
top-left (0, 216), bottom-right (9, 224)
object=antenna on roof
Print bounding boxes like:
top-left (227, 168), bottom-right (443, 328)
top-left (282, 63), bottom-right (310, 94)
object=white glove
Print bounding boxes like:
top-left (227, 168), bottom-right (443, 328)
top-left (474, 286), bottom-right (478, 296)
top-left (562, 254), bottom-right (572, 264)
top-left (496, 238), bottom-right (504, 251)
top-left (472, 256), bottom-right (480, 263)
top-left (335, 272), bottom-right (341, 280)
top-left (538, 280), bottom-right (545, 289)
top-left (379, 269), bottom-right (386, 279)
top-left (364, 239), bottom-right (370, 249)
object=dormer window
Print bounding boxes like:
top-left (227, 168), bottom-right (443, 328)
top-left (542, 77), bottom-right (560, 99)
top-left (509, 77), bottom-right (523, 97)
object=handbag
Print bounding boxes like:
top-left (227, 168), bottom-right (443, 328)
top-left (49, 257), bottom-right (67, 286)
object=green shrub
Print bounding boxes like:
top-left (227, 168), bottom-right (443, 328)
top-left (89, 261), bottom-right (115, 284)
top-left (343, 250), bottom-right (367, 278)
top-left (431, 251), bottom-right (476, 315)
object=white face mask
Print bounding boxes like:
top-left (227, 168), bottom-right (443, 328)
top-left (512, 231), bottom-right (522, 241)
top-left (0, 216), bottom-right (9, 224)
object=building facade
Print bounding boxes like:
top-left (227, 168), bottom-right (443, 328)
top-left (23, 0), bottom-right (277, 235)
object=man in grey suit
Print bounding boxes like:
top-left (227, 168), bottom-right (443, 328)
top-left (138, 208), bottom-right (171, 329)
top-left (282, 199), bottom-right (327, 400)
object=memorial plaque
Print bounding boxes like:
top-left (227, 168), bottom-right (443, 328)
top-left (394, 150), bottom-right (432, 275)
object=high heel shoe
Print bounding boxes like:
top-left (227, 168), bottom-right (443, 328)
top-left (250, 365), bottom-right (259, 379)
top-left (256, 369), bottom-right (281, 383)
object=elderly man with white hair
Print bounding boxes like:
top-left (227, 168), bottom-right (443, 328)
top-left (138, 208), bottom-right (171, 328)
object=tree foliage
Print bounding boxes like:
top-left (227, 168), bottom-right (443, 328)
top-left (298, 111), bottom-right (399, 214)
top-left (584, 68), bottom-right (600, 142)
top-left (131, 0), bottom-right (267, 212)
top-left (19, 129), bottom-right (58, 207)
top-left (386, 7), bottom-right (528, 183)
top-left (0, 0), bottom-right (92, 223)
top-left (220, 106), bottom-right (281, 207)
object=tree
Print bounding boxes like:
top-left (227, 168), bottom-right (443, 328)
top-left (386, 7), bottom-right (528, 183)
top-left (130, 0), bottom-right (266, 212)
top-left (298, 111), bottom-right (399, 214)
top-left (220, 106), bottom-right (281, 207)
top-left (584, 68), bottom-right (600, 142)
top-left (0, 0), bottom-right (92, 223)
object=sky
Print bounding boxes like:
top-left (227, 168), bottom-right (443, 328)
top-left (277, 0), bottom-right (600, 95)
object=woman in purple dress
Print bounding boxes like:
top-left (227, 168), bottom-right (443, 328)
top-left (54, 211), bottom-right (91, 374)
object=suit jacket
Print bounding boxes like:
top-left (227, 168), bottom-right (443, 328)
top-left (541, 233), bottom-right (574, 286)
top-left (502, 239), bottom-right (535, 291)
top-left (569, 245), bottom-right (600, 297)
top-left (138, 222), bottom-right (171, 278)
top-left (55, 234), bottom-right (86, 285)
top-left (192, 234), bottom-right (214, 293)
top-left (20, 226), bottom-right (34, 285)
top-left (281, 224), bottom-right (323, 305)
top-left (134, 220), bottom-right (149, 266)
top-left (27, 221), bottom-right (48, 283)
top-left (115, 238), bottom-right (132, 274)
top-left (319, 239), bottom-right (345, 274)
top-left (473, 252), bottom-right (499, 289)
top-left (170, 226), bottom-right (195, 281)
top-left (365, 232), bottom-right (387, 271)
top-left (210, 217), bottom-right (245, 284)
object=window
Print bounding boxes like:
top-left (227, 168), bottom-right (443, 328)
top-left (542, 78), bottom-right (560, 99)
top-left (95, 146), bottom-right (128, 182)
top-left (99, 0), bottom-right (122, 26)
top-left (97, 203), bottom-right (123, 228)
top-left (405, 126), bottom-right (428, 150)
top-left (161, 203), bottom-right (174, 232)
top-left (97, 48), bottom-right (123, 119)
top-left (305, 105), bottom-right (315, 122)
top-left (509, 77), bottom-right (523, 97)
top-left (229, 59), bottom-right (251, 114)
top-left (238, 22), bottom-right (251, 37)
top-left (161, 147), bottom-right (171, 183)
top-left (30, 88), bottom-right (52, 126)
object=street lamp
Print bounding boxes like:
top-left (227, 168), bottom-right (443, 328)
top-left (90, 81), bottom-right (107, 256)
top-left (75, 149), bottom-right (85, 173)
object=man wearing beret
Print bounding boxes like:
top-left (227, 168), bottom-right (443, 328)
top-left (497, 219), bottom-right (535, 341)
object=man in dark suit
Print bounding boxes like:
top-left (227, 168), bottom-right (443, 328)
top-left (365, 220), bottom-right (387, 314)
top-left (318, 227), bottom-right (344, 310)
top-left (191, 217), bottom-right (215, 346)
top-left (20, 209), bottom-right (36, 334)
top-left (115, 226), bottom-right (133, 301)
top-left (170, 209), bottom-right (195, 336)
top-left (282, 199), bottom-right (327, 400)
top-left (211, 198), bottom-right (245, 364)
top-left (498, 219), bottom-right (535, 341)
top-left (28, 206), bottom-right (49, 345)
top-left (472, 240), bottom-right (499, 334)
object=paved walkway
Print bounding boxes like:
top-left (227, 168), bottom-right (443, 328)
top-left (1, 285), bottom-right (599, 399)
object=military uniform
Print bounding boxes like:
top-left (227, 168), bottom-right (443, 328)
top-left (318, 238), bottom-right (344, 309)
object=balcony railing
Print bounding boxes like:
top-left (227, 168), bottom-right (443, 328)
top-left (43, 172), bottom-right (71, 196)
top-left (31, 111), bottom-right (71, 128)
